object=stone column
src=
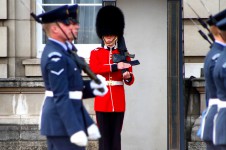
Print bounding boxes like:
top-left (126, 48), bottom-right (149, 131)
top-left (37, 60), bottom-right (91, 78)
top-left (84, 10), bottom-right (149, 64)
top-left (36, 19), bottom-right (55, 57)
top-left (167, 0), bottom-right (184, 149)
top-left (187, 78), bottom-right (206, 150)
top-left (192, 78), bottom-right (206, 113)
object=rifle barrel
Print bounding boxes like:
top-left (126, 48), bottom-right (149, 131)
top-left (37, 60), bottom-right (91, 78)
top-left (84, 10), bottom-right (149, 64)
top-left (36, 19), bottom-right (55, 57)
top-left (70, 51), bottom-right (104, 92)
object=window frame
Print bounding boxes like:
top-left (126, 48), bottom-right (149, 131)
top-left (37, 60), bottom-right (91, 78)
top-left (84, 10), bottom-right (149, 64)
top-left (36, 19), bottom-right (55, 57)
top-left (35, 0), bottom-right (102, 58)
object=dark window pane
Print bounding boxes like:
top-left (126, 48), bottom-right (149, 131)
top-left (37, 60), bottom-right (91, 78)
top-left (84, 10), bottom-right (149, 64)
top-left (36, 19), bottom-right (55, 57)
top-left (77, 5), bottom-right (101, 44)
top-left (43, 0), bottom-right (71, 4)
top-left (74, 0), bottom-right (102, 4)
top-left (41, 1), bottom-right (101, 44)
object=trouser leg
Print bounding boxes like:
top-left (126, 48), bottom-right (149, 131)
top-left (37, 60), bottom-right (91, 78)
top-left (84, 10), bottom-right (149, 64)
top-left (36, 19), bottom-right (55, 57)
top-left (96, 112), bottom-right (112, 150)
top-left (96, 112), bottom-right (124, 150)
top-left (111, 112), bottom-right (124, 150)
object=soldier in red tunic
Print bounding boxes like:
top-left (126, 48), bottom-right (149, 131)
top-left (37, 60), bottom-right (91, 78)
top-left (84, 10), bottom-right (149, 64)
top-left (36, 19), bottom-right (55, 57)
top-left (89, 5), bottom-right (135, 150)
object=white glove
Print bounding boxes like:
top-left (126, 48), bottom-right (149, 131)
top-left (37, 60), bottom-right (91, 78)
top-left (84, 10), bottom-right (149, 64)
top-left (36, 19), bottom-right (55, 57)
top-left (93, 86), bottom-right (108, 96)
top-left (90, 74), bottom-right (108, 96)
top-left (70, 131), bottom-right (88, 147)
top-left (87, 124), bottom-right (101, 140)
top-left (90, 74), bottom-right (107, 88)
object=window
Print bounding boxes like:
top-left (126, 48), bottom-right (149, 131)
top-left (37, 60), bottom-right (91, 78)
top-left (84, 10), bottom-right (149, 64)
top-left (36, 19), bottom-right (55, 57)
top-left (36, 0), bottom-right (102, 58)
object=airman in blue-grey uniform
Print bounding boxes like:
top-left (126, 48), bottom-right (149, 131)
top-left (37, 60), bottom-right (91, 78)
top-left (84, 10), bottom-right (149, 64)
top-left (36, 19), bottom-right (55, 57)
top-left (200, 9), bottom-right (226, 150)
top-left (212, 16), bottom-right (226, 149)
top-left (31, 5), bottom-right (108, 150)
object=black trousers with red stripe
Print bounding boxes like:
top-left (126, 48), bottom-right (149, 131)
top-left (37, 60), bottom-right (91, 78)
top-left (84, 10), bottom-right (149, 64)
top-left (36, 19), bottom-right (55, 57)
top-left (96, 112), bottom-right (124, 150)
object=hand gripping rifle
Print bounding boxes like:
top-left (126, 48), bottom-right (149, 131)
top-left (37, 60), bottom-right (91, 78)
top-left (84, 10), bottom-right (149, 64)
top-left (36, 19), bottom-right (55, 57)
top-left (101, 37), bottom-right (140, 66)
top-left (112, 37), bottom-right (140, 74)
top-left (112, 37), bottom-right (140, 66)
top-left (101, 36), bottom-right (140, 74)
top-left (112, 53), bottom-right (140, 66)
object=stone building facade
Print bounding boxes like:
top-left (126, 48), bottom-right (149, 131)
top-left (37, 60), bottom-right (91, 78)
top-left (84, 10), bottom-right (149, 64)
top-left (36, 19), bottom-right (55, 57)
top-left (1, 0), bottom-right (223, 149)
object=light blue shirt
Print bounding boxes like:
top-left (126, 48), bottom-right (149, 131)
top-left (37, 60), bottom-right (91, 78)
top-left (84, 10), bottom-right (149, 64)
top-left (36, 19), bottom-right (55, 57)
top-left (48, 38), bottom-right (68, 51)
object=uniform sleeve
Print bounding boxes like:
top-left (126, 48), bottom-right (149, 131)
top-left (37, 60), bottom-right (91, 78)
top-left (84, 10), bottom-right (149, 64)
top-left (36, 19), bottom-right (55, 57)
top-left (89, 49), bottom-right (112, 74)
top-left (223, 67), bottom-right (226, 89)
top-left (47, 53), bottom-right (83, 135)
top-left (82, 80), bottom-right (95, 99)
top-left (124, 54), bottom-right (135, 85)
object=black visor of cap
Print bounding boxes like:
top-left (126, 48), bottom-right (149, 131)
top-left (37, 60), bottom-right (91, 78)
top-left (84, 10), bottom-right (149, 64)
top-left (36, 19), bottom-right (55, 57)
top-left (207, 9), bottom-right (226, 26)
top-left (216, 17), bottom-right (226, 31)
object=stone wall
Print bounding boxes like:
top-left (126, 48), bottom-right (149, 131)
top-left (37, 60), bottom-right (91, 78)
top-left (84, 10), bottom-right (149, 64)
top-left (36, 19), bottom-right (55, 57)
top-left (0, 77), bottom-right (206, 150)
top-left (0, 124), bottom-right (98, 150)
top-left (185, 77), bottom-right (207, 150)
top-left (0, 78), bottom-right (98, 150)
top-left (0, 124), bottom-right (47, 150)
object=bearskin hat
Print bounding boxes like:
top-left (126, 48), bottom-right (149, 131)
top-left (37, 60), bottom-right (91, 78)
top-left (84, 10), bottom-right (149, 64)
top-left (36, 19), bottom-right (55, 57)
top-left (96, 5), bottom-right (125, 39)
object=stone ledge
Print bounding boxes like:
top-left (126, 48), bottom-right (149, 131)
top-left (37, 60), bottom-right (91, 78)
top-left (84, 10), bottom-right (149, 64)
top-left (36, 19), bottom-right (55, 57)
top-left (22, 59), bottom-right (40, 65)
top-left (0, 78), bottom-right (44, 93)
top-left (0, 77), bottom-right (91, 89)
top-left (0, 141), bottom-right (47, 150)
top-left (22, 59), bottom-right (90, 77)
top-left (188, 142), bottom-right (206, 150)
top-left (0, 141), bottom-right (97, 150)
top-left (0, 115), bottom-right (97, 124)
top-left (22, 59), bottom-right (41, 77)
top-left (192, 77), bottom-right (205, 87)
top-left (22, 59), bottom-right (90, 65)
top-left (0, 78), bottom-right (44, 88)
top-left (0, 116), bottom-right (38, 124)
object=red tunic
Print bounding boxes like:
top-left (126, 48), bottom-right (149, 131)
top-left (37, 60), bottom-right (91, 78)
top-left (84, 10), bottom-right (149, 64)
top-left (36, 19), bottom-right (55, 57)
top-left (89, 47), bottom-right (134, 112)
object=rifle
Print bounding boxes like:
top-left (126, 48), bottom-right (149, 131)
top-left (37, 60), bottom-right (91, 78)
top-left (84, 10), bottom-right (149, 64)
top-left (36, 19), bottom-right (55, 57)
top-left (184, 0), bottom-right (215, 42)
top-left (113, 37), bottom-right (140, 74)
top-left (69, 46), bottom-right (104, 92)
top-left (115, 36), bottom-right (140, 63)
top-left (199, 0), bottom-right (216, 42)
top-left (112, 53), bottom-right (140, 66)
top-left (188, 17), bottom-right (212, 45)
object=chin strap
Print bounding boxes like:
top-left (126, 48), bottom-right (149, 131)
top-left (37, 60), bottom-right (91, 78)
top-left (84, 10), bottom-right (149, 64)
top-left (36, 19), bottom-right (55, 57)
top-left (55, 22), bottom-right (70, 41)
top-left (103, 36), bottom-right (118, 47)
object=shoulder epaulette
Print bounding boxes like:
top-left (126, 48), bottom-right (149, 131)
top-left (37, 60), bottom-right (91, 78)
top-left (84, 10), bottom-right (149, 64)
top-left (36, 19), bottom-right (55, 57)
top-left (222, 62), bottom-right (226, 68)
top-left (212, 53), bottom-right (221, 60)
top-left (48, 52), bottom-right (62, 58)
top-left (93, 47), bottom-right (102, 51)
